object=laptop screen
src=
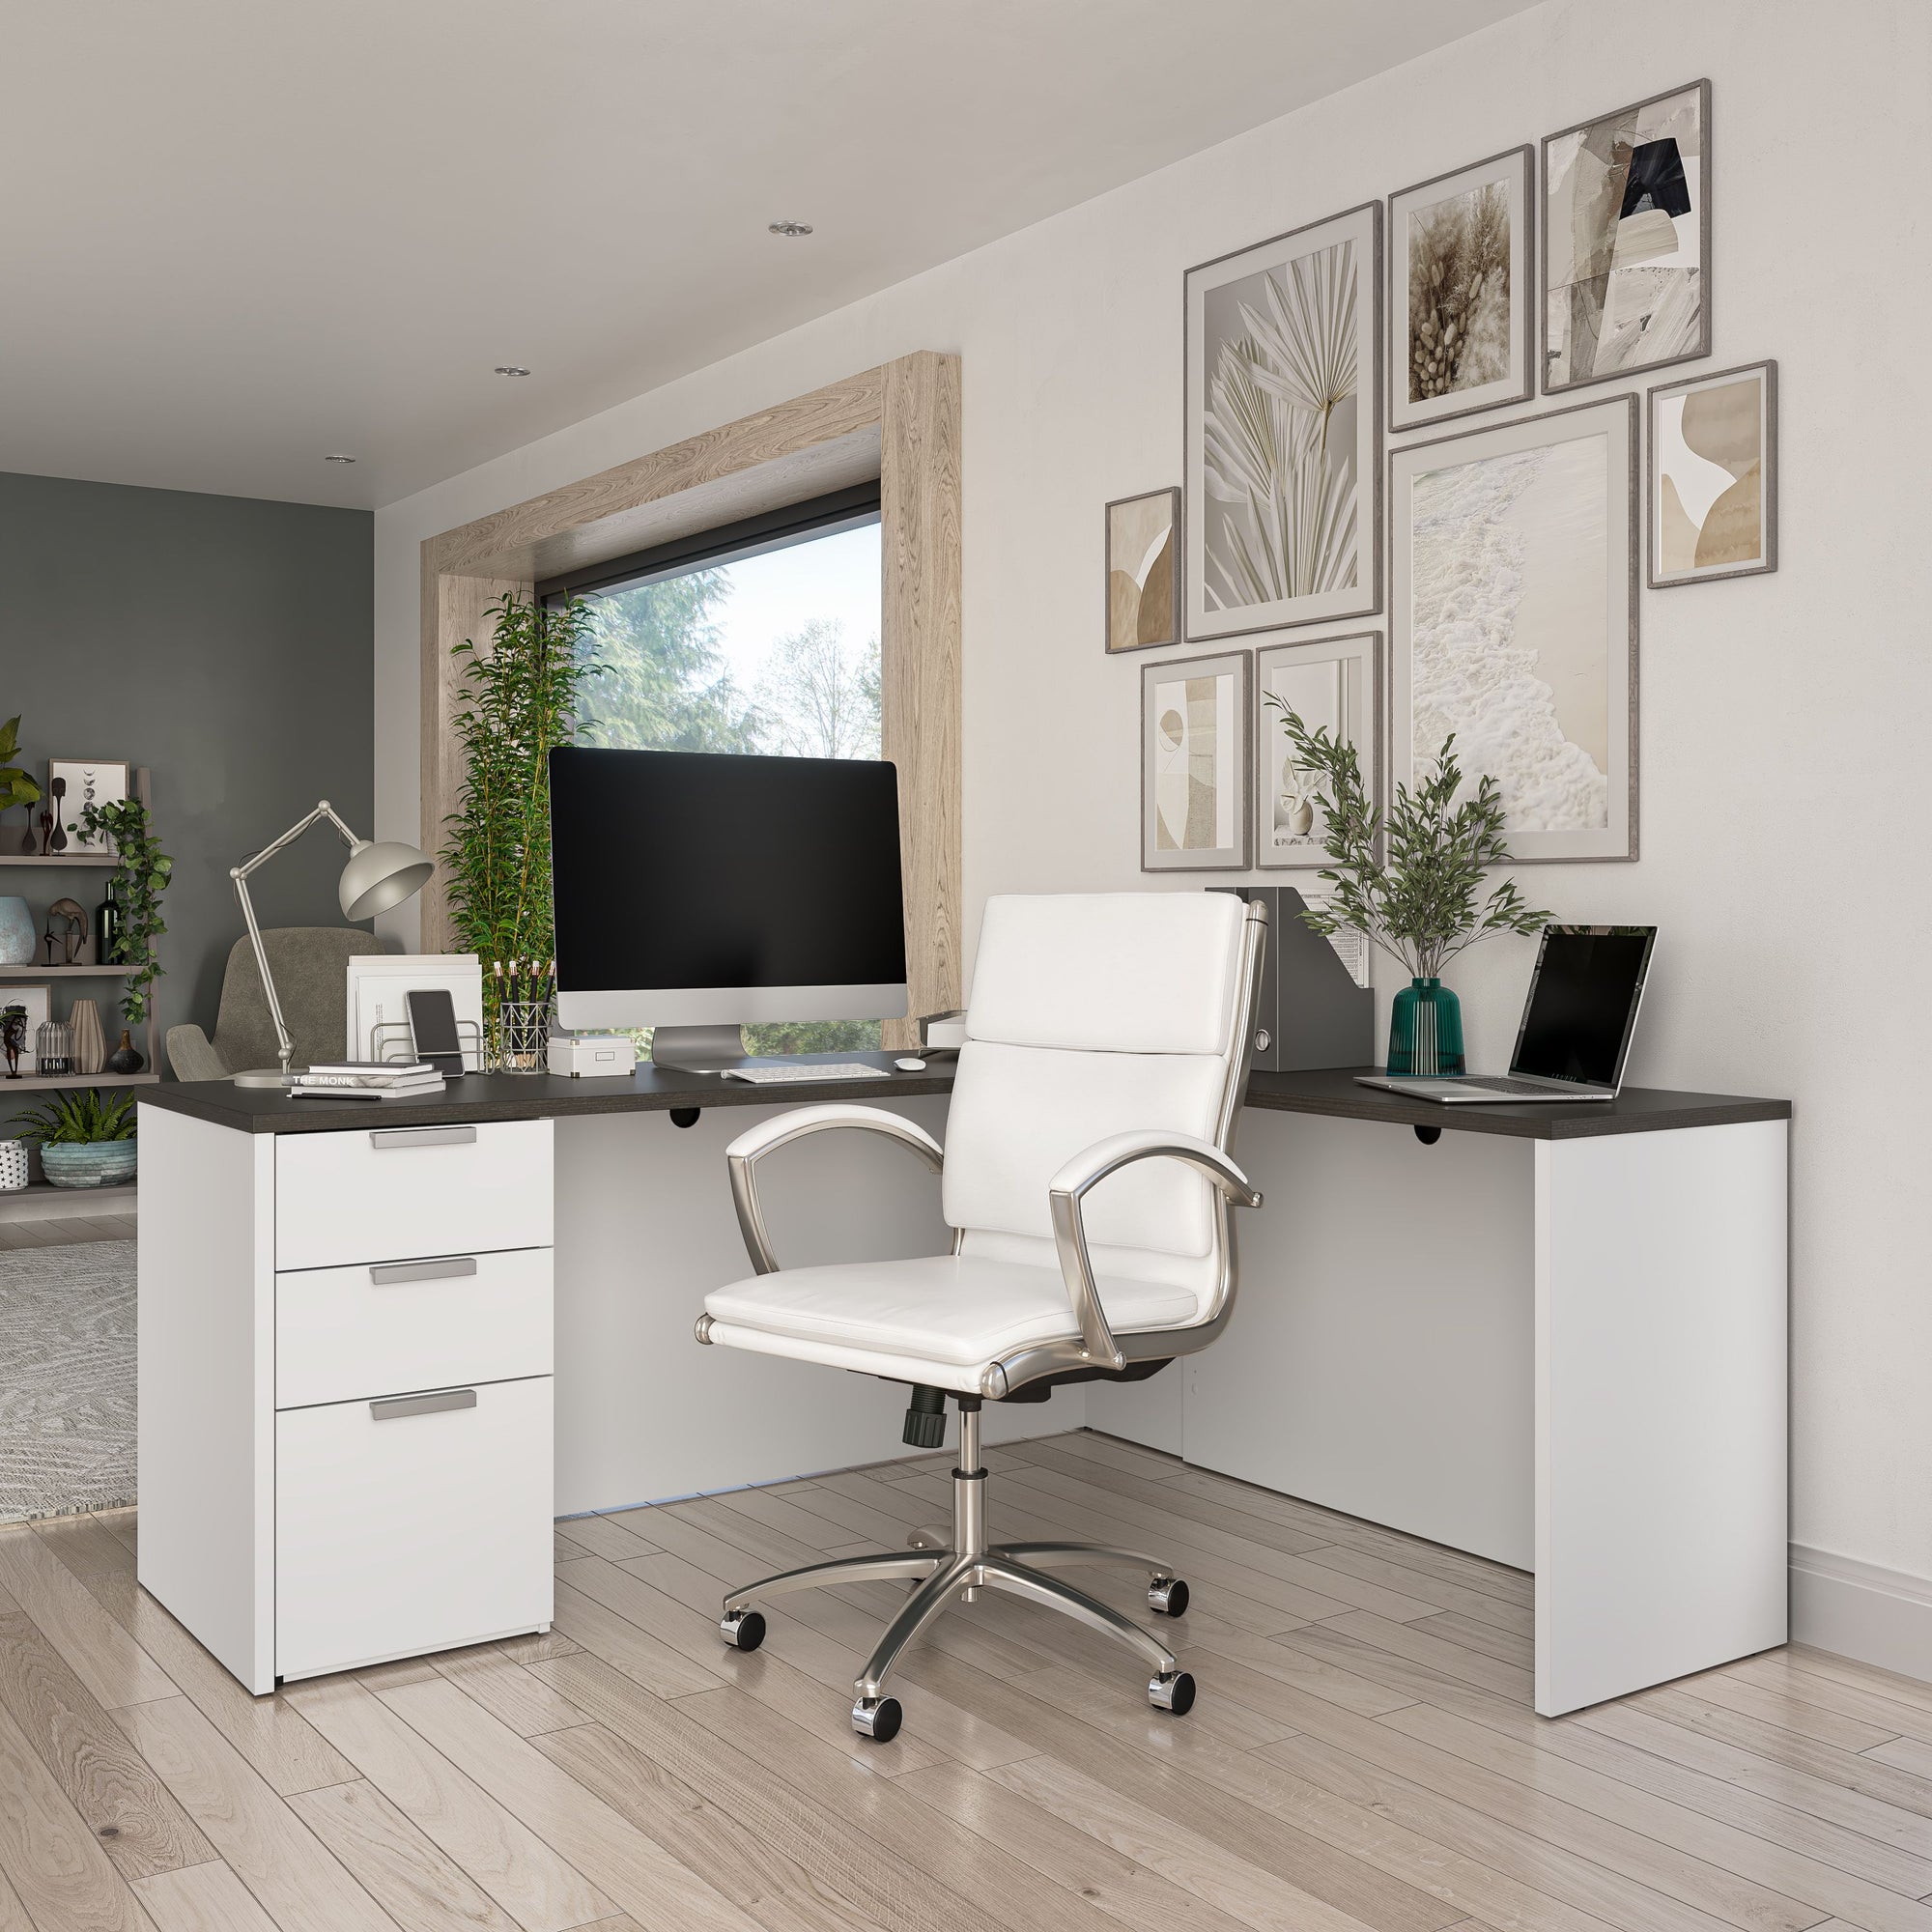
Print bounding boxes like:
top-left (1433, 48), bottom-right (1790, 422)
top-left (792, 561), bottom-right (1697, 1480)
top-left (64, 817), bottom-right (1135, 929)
top-left (1509, 926), bottom-right (1657, 1088)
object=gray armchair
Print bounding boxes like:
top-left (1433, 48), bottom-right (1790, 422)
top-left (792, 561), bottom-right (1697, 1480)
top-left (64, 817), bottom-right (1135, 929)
top-left (166, 928), bottom-right (384, 1081)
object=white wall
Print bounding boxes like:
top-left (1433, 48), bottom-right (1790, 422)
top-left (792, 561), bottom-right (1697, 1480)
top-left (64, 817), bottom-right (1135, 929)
top-left (376, 0), bottom-right (1932, 1597)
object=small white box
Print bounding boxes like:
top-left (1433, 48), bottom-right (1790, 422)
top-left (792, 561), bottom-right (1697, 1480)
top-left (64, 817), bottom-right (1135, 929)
top-left (548, 1034), bottom-right (638, 1079)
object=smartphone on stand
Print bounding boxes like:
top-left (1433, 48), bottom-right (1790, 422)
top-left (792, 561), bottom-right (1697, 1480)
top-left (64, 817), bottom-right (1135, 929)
top-left (405, 987), bottom-right (466, 1079)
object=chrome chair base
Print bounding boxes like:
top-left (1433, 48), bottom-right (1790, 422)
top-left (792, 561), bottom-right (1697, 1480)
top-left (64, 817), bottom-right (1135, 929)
top-left (719, 1410), bottom-right (1196, 1738)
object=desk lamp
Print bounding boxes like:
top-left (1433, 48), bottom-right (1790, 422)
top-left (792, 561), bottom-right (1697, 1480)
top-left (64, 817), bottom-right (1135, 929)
top-left (229, 801), bottom-right (435, 1087)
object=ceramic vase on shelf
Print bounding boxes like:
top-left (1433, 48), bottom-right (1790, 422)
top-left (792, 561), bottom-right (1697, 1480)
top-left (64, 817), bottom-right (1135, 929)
top-left (69, 997), bottom-right (106, 1075)
top-left (105, 1029), bottom-right (145, 1075)
top-left (0, 896), bottom-right (34, 967)
top-left (1388, 977), bottom-right (1464, 1076)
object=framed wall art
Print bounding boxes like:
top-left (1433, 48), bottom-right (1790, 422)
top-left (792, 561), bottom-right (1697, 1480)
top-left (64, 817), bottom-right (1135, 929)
top-left (1142, 650), bottom-right (1251, 871)
top-left (1105, 488), bottom-right (1180, 652)
top-left (1390, 395), bottom-right (1637, 863)
top-left (1647, 359), bottom-right (1776, 587)
top-left (1389, 147), bottom-right (1534, 433)
top-left (1543, 79), bottom-right (1710, 392)
top-left (49, 757), bottom-right (129, 853)
top-left (1184, 202), bottom-right (1381, 640)
top-left (1254, 631), bottom-right (1382, 869)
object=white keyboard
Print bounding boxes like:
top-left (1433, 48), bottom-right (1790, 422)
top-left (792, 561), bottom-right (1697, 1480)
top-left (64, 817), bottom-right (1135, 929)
top-left (719, 1062), bottom-right (892, 1084)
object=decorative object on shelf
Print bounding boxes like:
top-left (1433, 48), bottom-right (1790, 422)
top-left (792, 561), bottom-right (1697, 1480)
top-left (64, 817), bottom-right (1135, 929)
top-left (1390, 394), bottom-right (1637, 863)
top-left (1185, 201), bottom-right (1382, 639)
top-left (50, 758), bottom-right (128, 853)
top-left (1, 986), bottom-right (50, 1075)
top-left (0, 719), bottom-right (42, 855)
top-left (46, 778), bottom-right (67, 853)
top-left (75, 797), bottom-right (171, 1031)
top-left (0, 1139), bottom-right (27, 1191)
top-left (1105, 488), bottom-right (1180, 653)
top-left (37, 810), bottom-right (52, 857)
top-left (1260, 713), bottom-right (1549, 1077)
top-left (1647, 358), bottom-right (1776, 587)
top-left (1543, 79), bottom-right (1710, 392)
top-left (442, 592), bottom-right (594, 1045)
top-left (0, 895), bottom-right (33, 966)
top-left (45, 896), bottom-right (87, 965)
top-left (225, 800), bottom-right (432, 1086)
top-left (96, 879), bottom-right (121, 963)
top-left (1256, 631), bottom-right (1382, 869)
top-left (34, 1021), bottom-right (72, 1078)
top-left (1389, 146), bottom-right (1534, 433)
top-left (1, 1005), bottom-right (25, 1078)
top-left (16, 1087), bottom-right (138, 1188)
top-left (69, 998), bottom-right (106, 1076)
top-left (1141, 649), bottom-right (1251, 871)
top-left (104, 1029), bottom-right (145, 1075)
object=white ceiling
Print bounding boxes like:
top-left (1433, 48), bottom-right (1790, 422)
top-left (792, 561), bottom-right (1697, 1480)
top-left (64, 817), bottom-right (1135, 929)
top-left (1, 0), bottom-right (1535, 511)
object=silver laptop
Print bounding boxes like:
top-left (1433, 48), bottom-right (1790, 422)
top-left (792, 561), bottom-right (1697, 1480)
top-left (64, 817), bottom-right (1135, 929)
top-left (1357, 925), bottom-right (1657, 1105)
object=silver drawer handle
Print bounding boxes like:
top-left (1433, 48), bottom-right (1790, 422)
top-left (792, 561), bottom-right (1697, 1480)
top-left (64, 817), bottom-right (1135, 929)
top-left (370, 1388), bottom-right (477, 1421)
top-left (369, 1125), bottom-right (477, 1150)
top-left (369, 1256), bottom-right (478, 1286)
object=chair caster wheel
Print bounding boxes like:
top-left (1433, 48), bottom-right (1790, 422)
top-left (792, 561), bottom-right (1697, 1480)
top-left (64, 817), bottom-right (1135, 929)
top-left (1149, 1577), bottom-right (1189, 1616)
top-left (1149, 1670), bottom-right (1195, 1715)
top-left (720, 1608), bottom-right (765, 1652)
top-left (851, 1695), bottom-right (902, 1741)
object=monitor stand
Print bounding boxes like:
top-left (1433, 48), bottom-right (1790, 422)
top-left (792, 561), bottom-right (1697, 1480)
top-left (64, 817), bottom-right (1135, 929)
top-left (650, 1024), bottom-right (752, 1074)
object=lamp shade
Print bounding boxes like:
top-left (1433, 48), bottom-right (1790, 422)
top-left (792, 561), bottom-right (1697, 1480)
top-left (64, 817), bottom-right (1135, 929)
top-left (338, 839), bottom-right (435, 921)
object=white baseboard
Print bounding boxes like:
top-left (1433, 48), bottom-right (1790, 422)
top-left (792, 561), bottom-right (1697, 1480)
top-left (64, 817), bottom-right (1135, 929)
top-left (1791, 1543), bottom-right (1932, 1684)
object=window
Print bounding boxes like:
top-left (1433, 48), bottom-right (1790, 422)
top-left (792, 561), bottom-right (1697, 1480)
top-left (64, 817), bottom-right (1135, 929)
top-left (541, 486), bottom-right (886, 1052)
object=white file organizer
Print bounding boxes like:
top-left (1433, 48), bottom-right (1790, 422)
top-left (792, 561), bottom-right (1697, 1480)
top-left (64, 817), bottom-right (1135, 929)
top-left (346, 953), bottom-right (486, 1070)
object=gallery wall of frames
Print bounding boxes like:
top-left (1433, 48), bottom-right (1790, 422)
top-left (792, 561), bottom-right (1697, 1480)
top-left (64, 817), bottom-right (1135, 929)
top-left (1114, 79), bottom-right (1776, 895)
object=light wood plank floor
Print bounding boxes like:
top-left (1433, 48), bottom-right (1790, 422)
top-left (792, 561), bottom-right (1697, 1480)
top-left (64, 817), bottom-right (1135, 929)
top-left (1, 1428), bottom-right (1920, 1932)
top-left (0, 1210), bottom-right (135, 1250)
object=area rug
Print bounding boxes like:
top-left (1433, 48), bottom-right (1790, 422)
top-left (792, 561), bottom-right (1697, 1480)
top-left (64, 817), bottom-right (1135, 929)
top-left (0, 1240), bottom-right (135, 1522)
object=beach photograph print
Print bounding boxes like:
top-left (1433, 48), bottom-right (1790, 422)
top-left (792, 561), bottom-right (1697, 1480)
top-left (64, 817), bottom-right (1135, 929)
top-left (1106, 488), bottom-right (1180, 651)
top-left (1390, 148), bottom-right (1533, 432)
top-left (1391, 396), bottom-right (1637, 863)
top-left (1544, 80), bottom-right (1710, 391)
top-left (1142, 650), bottom-right (1251, 871)
top-left (1649, 360), bottom-right (1776, 586)
top-left (1256, 631), bottom-right (1381, 869)
top-left (1185, 203), bottom-right (1381, 640)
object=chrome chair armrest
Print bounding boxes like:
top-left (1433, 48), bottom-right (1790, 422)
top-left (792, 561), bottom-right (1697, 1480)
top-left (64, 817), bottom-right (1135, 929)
top-left (1046, 1130), bottom-right (1264, 1369)
top-left (725, 1104), bottom-right (946, 1276)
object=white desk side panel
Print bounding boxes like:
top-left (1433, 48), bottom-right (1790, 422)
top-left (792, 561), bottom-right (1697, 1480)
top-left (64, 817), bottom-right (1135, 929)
top-left (137, 1106), bottom-right (275, 1692)
top-left (1180, 1110), bottom-right (1536, 1569)
top-left (1535, 1120), bottom-right (1788, 1717)
top-left (552, 1097), bottom-right (1083, 1513)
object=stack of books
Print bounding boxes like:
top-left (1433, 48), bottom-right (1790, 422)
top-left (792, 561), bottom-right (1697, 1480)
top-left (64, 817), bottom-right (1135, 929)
top-left (291, 1060), bottom-right (448, 1101)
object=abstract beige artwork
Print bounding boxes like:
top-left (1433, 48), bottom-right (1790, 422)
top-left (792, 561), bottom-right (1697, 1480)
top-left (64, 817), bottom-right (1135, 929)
top-left (1649, 360), bottom-right (1776, 586)
top-left (1106, 488), bottom-right (1179, 651)
top-left (1142, 650), bottom-right (1250, 871)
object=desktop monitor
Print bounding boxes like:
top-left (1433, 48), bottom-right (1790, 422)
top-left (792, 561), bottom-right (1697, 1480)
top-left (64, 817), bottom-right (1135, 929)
top-left (548, 747), bottom-right (907, 1063)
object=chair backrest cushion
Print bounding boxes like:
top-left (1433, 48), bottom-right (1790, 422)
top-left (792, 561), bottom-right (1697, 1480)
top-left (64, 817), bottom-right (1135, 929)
top-left (213, 927), bottom-right (384, 1073)
top-left (944, 894), bottom-right (1245, 1282)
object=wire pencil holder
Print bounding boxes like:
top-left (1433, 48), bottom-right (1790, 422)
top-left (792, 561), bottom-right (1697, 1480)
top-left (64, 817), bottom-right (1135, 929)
top-left (494, 1001), bottom-right (552, 1074)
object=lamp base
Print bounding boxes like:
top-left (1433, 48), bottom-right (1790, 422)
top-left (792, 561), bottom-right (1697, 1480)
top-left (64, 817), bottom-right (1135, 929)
top-left (232, 1068), bottom-right (298, 1088)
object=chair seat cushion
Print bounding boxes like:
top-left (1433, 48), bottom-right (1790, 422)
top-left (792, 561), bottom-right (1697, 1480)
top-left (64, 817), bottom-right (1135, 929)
top-left (704, 1254), bottom-right (1200, 1368)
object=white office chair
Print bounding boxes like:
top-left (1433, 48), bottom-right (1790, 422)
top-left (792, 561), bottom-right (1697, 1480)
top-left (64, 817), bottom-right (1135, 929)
top-left (696, 891), bottom-right (1267, 1741)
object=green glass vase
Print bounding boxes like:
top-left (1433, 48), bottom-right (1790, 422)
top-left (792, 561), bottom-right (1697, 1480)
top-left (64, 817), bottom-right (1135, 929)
top-left (1388, 978), bottom-right (1464, 1076)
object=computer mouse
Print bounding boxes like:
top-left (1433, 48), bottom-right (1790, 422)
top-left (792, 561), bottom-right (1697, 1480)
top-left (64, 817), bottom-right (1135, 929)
top-left (895, 1056), bottom-right (927, 1071)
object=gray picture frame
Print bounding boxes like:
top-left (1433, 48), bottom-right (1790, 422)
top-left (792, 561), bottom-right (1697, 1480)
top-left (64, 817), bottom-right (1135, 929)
top-left (1253, 630), bottom-right (1383, 871)
top-left (1141, 649), bottom-right (1252, 872)
top-left (1389, 146), bottom-right (1535, 434)
top-left (1541, 78), bottom-right (1712, 395)
top-left (1104, 487), bottom-right (1182, 653)
top-left (1389, 394), bottom-right (1639, 864)
top-left (1183, 201), bottom-right (1383, 641)
top-left (1646, 358), bottom-right (1778, 588)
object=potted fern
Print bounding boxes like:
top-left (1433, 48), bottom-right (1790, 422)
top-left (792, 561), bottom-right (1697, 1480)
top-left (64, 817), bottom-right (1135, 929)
top-left (15, 1088), bottom-right (138, 1188)
top-left (1266, 701), bottom-right (1550, 1075)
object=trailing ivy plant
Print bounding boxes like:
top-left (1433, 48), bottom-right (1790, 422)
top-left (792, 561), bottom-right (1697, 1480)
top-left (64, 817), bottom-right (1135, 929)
top-left (75, 798), bottom-right (172, 1025)
top-left (440, 593), bottom-right (598, 995)
top-left (1265, 696), bottom-right (1549, 980)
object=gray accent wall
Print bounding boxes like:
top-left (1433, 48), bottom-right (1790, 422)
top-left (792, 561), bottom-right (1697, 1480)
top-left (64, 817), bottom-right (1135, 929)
top-left (0, 470), bottom-right (372, 1068)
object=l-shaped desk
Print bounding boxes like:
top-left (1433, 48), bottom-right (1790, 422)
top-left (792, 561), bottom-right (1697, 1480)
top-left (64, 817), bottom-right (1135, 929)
top-left (139, 1060), bottom-right (1790, 1717)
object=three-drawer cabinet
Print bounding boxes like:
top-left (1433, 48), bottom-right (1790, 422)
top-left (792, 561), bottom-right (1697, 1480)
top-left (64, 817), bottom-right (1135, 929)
top-left (137, 1106), bottom-right (556, 1693)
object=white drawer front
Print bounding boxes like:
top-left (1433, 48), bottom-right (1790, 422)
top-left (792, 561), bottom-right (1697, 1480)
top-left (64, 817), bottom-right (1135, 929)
top-left (275, 1376), bottom-right (553, 1681)
top-left (276, 1247), bottom-right (554, 1410)
top-left (275, 1119), bottom-right (554, 1269)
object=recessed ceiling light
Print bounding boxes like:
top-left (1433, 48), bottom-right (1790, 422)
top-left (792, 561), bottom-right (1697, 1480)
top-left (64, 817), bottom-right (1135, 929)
top-left (494, 365), bottom-right (531, 377)
top-left (323, 453), bottom-right (356, 464)
top-left (767, 220), bottom-right (813, 238)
